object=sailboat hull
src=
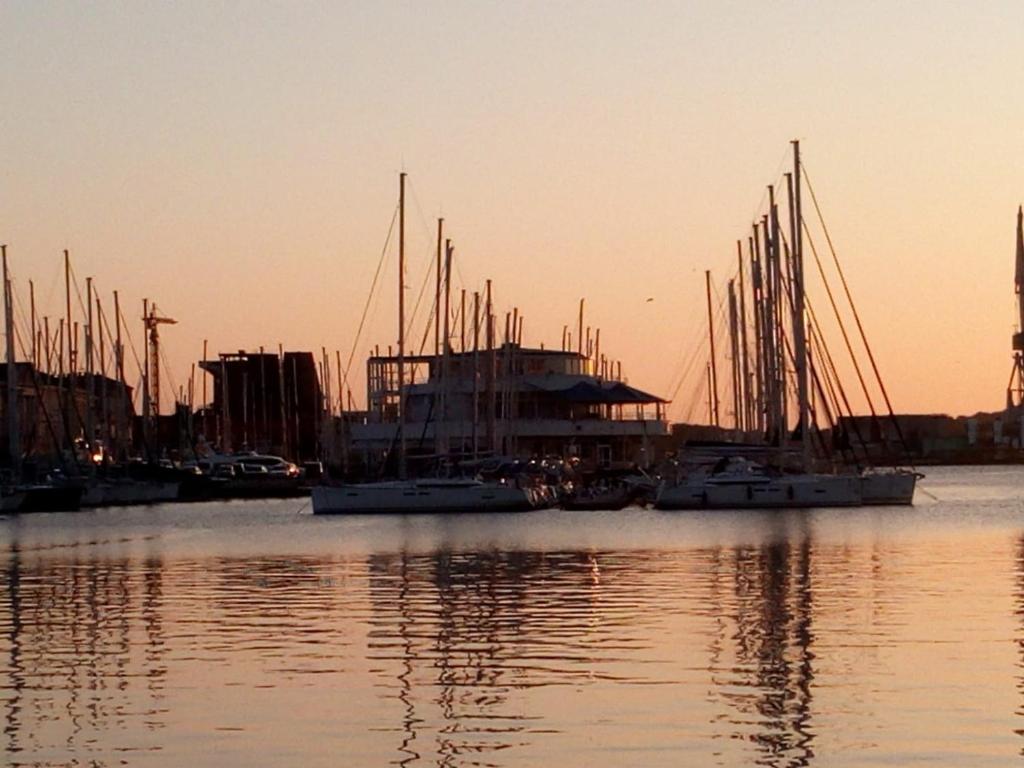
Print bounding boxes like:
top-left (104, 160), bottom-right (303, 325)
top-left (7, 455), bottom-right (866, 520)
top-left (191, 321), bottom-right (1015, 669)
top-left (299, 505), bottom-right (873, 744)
top-left (860, 471), bottom-right (918, 506)
top-left (311, 481), bottom-right (544, 515)
top-left (655, 474), bottom-right (863, 510)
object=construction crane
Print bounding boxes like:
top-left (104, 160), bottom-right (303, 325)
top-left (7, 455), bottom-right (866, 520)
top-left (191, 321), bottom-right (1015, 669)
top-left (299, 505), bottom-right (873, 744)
top-left (1009, 207), bottom-right (1024, 408)
top-left (143, 301), bottom-right (177, 422)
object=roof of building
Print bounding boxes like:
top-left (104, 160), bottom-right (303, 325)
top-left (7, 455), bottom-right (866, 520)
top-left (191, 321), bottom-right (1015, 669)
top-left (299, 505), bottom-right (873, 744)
top-left (368, 344), bottom-right (585, 364)
top-left (408, 373), bottom-right (666, 404)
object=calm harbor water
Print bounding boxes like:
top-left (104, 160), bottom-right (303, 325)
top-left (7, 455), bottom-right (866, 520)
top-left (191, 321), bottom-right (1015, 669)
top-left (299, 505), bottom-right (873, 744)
top-left (2, 465), bottom-right (1024, 766)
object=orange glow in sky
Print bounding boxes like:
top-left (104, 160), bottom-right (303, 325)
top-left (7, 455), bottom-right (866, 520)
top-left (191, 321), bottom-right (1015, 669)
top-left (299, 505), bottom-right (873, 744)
top-left (2, 3), bottom-right (1022, 420)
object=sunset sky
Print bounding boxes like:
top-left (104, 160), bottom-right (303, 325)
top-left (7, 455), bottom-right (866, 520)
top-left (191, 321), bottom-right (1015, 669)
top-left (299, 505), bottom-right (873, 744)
top-left (2, 1), bottom-right (1023, 420)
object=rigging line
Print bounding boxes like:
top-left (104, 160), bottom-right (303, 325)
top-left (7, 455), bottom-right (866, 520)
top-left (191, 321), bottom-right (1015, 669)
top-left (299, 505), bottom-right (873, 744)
top-left (808, 305), bottom-right (869, 465)
top-left (665, 308), bottom-right (712, 402)
top-left (406, 242), bottom-right (438, 347)
top-left (37, 260), bottom-right (63, 315)
top-left (772, 281), bottom-right (843, 463)
top-left (159, 347), bottom-right (179, 409)
top-left (681, 355), bottom-right (710, 424)
top-left (343, 201), bottom-right (399, 385)
top-left (802, 164), bottom-right (913, 465)
top-left (749, 164), bottom-right (789, 227)
top-left (808, 322), bottom-right (843, 430)
top-left (807, 297), bottom-right (854, 423)
top-left (810, 322), bottom-right (861, 467)
top-left (118, 303), bottom-right (148, 384)
top-left (10, 280), bottom-right (36, 355)
top-left (67, 263), bottom-right (93, 324)
top-left (405, 177), bottom-right (437, 249)
top-left (668, 338), bottom-right (707, 405)
top-left (802, 216), bottom-right (878, 419)
top-left (666, 336), bottom-right (705, 405)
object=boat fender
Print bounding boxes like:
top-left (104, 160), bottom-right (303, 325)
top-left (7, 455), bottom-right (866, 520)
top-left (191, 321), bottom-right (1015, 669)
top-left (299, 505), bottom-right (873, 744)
top-left (700, 490), bottom-right (708, 507)
top-left (746, 485), bottom-right (753, 501)
top-left (787, 484), bottom-right (795, 500)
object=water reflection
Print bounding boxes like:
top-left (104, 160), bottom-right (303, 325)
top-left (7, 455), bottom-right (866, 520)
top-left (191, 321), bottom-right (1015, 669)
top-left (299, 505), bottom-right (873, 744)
top-left (1, 487), bottom-right (1023, 766)
top-left (0, 541), bottom-right (169, 765)
top-left (706, 532), bottom-right (815, 767)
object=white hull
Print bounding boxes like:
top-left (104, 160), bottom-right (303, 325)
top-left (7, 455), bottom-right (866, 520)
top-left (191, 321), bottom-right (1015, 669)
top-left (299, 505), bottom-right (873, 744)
top-left (655, 473), bottom-right (863, 510)
top-left (860, 471), bottom-right (917, 506)
top-left (311, 480), bottom-right (545, 514)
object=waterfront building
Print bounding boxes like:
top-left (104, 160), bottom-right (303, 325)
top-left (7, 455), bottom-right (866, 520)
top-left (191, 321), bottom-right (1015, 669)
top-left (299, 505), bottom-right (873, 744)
top-left (350, 343), bottom-right (668, 472)
top-left (198, 351), bottom-right (322, 461)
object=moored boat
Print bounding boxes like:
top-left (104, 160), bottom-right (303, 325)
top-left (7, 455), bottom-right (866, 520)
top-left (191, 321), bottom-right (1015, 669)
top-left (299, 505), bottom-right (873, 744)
top-left (860, 469), bottom-right (918, 506)
top-left (312, 477), bottom-right (545, 515)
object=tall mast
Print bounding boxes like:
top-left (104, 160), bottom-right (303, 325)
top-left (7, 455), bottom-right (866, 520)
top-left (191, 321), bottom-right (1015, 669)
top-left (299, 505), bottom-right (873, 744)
top-left (114, 291), bottom-right (125, 460)
top-left (750, 233), bottom-right (765, 435)
top-left (29, 280), bottom-right (36, 370)
top-left (737, 241), bottom-right (751, 433)
top-left (64, 250), bottom-right (74, 448)
top-left (441, 239), bottom-right (453, 460)
top-left (705, 269), bottom-right (720, 427)
top-left (85, 276), bottom-right (94, 454)
top-left (472, 290), bottom-right (480, 460)
top-left (97, 295), bottom-right (107, 456)
top-left (791, 139), bottom-right (810, 470)
top-left (3, 246), bottom-right (19, 480)
top-left (486, 279), bottom-right (495, 453)
top-left (769, 187), bottom-right (786, 442)
top-left (397, 172), bottom-right (407, 479)
top-left (435, 217), bottom-right (443, 359)
top-left (142, 298), bottom-right (150, 450)
top-left (727, 279), bottom-right (741, 433)
top-left (577, 298), bottom-right (585, 357)
top-left (459, 289), bottom-right (466, 354)
top-left (761, 208), bottom-right (779, 444)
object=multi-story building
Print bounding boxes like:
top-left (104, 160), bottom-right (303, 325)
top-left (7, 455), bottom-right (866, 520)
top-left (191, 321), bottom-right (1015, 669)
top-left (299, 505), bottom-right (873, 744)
top-left (351, 343), bottom-right (668, 472)
top-left (198, 351), bottom-right (322, 461)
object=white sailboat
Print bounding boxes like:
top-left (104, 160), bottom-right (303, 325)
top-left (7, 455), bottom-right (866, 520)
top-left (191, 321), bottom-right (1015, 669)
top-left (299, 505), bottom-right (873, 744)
top-left (312, 478), bottom-right (542, 514)
top-left (312, 173), bottom-right (546, 515)
top-left (657, 141), bottom-right (914, 510)
top-left (656, 458), bottom-right (862, 510)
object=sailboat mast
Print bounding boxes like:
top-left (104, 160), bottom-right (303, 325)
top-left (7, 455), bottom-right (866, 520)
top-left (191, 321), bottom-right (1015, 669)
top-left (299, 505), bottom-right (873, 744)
top-left (737, 241), bottom-right (751, 433)
top-left (397, 172), bottom-right (407, 480)
top-left (441, 238), bottom-right (453, 459)
top-left (86, 276), bottom-right (94, 454)
top-left (435, 218), bottom-right (443, 359)
top-left (750, 233), bottom-right (765, 435)
top-left (64, 250), bottom-right (74, 450)
top-left (486, 279), bottom-right (495, 453)
top-left (29, 279), bottom-right (36, 370)
top-left (704, 269), bottom-right (720, 427)
top-left (114, 290), bottom-right (125, 460)
top-left (791, 139), bottom-right (810, 470)
top-left (727, 279), bottom-right (741, 433)
top-left (472, 290), bottom-right (480, 459)
top-left (3, 246), bottom-right (19, 480)
top-left (769, 187), bottom-right (787, 443)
